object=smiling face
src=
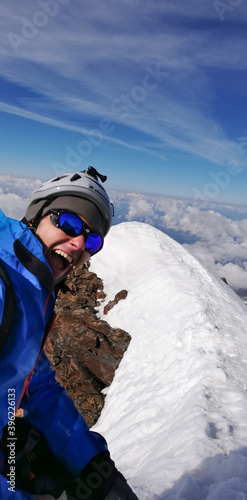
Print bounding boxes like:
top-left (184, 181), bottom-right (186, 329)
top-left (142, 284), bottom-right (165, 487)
top-left (35, 214), bottom-right (91, 284)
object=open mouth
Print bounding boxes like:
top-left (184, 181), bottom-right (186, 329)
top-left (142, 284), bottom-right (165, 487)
top-left (51, 249), bottom-right (73, 271)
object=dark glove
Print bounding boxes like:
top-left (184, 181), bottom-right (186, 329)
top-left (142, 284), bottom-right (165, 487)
top-left (66, 451), bottom-right (139, 500)
top-left (24, 474), bottom-right (63, 498)
top-left (103, 475), bottom-right (139, 499)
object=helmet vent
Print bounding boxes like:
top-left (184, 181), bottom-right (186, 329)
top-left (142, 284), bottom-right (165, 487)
top-left (70, 173), bottom-right (82, 182)
top-left (51, 175), bottom-right (68, 182)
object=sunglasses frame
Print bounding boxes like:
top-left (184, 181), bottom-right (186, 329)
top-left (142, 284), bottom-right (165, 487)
top-left (50, 209), bottom-right (103, 255)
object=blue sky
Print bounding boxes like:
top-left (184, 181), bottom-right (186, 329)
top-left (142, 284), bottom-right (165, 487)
top-left (1, 0), bottom-right (247, 205)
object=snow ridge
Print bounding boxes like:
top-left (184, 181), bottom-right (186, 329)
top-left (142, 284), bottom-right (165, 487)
top-left (90, 222), bottom-right (247, 499)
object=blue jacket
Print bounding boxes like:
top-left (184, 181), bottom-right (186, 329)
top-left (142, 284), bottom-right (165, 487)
top-left (0, 210), bottom-right (108, 499)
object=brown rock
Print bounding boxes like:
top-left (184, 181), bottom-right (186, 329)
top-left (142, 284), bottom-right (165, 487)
top-left (103, 289), bottom-right (128, 315)
top-left (45, 264), bottom-right (131, 428)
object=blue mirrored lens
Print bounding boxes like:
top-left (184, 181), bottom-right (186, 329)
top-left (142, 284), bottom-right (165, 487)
top-left (59, 213), bottom-right (83, 236)
top-left (85, 233), bottom-right (103, 253)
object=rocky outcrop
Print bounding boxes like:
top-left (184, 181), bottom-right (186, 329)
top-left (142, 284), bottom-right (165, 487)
top-left (104, 289), bottom-right (128, 315)
top-left (45, 264), bottom-right (130, 427)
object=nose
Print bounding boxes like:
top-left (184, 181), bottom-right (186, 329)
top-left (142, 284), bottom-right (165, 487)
top-left (69, 234), bottom-right (85, 251)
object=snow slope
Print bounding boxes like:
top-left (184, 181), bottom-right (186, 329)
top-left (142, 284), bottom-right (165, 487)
top-left (88, 221), bottom-right (247, 500)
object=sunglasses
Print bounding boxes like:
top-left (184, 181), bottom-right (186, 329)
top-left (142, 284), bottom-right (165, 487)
top-left (50, 210), bottom-right (103, 255)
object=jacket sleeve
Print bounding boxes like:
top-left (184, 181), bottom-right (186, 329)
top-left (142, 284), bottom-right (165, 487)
top-left (0, 282), bottom-right (32, 499)
top-left (0, 279), bottom-right (4, 324)
top-left (20, 351), bottom-right (108, 477)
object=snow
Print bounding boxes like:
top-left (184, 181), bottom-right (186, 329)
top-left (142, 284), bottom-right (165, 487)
top-left (85, 221), bottom-right (247, 500)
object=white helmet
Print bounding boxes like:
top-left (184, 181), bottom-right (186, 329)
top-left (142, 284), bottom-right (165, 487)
top-left (25, 167), bottom-right (114, 236)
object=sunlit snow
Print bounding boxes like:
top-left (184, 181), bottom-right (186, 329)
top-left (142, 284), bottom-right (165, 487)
top-left (85, 222), bottom-right (247, 500)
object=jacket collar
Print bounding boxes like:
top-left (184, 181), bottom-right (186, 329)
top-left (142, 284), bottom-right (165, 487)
top-left (14, 239), bottom-right (54, 293)
top-left (0, 211), bottom-right (55, 293)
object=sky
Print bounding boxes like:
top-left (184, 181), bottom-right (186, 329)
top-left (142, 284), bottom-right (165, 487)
top-left (84, 221), bottom-right (247, 499)
top-left (1, 1), bottom-right (247, 205)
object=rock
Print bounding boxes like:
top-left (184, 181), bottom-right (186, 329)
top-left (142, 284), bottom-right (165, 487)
top-left (45, 264), bottom-right (131, 427)
top-left (103, 289), bottom-right (128, 315)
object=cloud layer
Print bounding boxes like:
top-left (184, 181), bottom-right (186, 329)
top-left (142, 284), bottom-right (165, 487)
top-left (110, 189), bottom-right (247, 292)
top-left (1, 174), bottom-right (247, 293)
top-left (0, 174), bottom-right (41, 219)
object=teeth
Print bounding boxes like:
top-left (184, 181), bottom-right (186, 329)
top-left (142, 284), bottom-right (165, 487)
top-left (54, 250), bottom-right (73, 264)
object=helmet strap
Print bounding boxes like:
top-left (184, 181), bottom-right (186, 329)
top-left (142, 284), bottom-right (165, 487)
top-left (27, 199), bottom-right (54, 231)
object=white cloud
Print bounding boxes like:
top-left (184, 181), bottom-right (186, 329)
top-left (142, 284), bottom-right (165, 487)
top-left (125, 194), bottom-right (156, 224)
top-left (0, 192), bottom-right (27, 219)
top-left (160, 203), bottom-right (247, 289)
top-left (0, 175), bottom-right (42, 219)
top-left (0, 174), bottom-right (41, 199)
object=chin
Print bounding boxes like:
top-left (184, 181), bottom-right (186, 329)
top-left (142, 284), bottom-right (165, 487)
top-left (54, 270), bottom-right (70, 285)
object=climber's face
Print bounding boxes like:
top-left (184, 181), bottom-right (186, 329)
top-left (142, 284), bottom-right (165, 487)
top-left (35, 213), bottom-right (90, 284)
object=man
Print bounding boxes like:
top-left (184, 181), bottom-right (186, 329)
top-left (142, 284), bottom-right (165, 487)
top-left (0, 167), bottom-right (138, 500)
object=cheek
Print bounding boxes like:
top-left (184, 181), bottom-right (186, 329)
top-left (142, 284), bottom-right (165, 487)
top-left (36, 217), bottom-right (64, 249)
top-left (36, 225), bottom-right (53, 249)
